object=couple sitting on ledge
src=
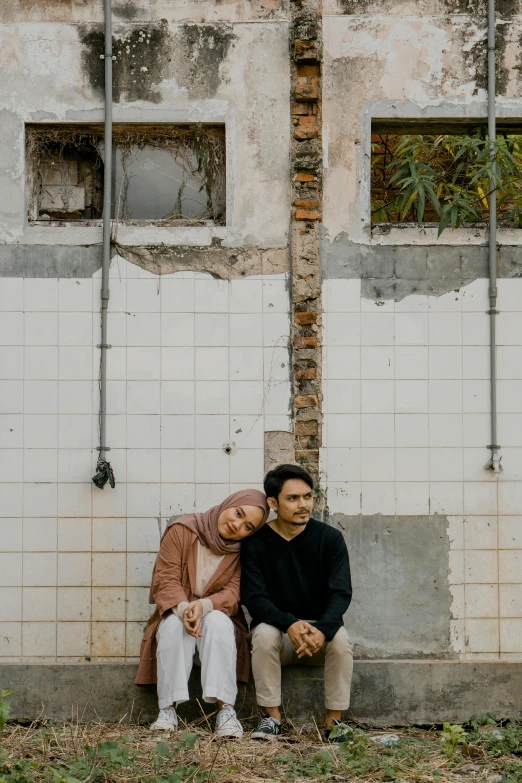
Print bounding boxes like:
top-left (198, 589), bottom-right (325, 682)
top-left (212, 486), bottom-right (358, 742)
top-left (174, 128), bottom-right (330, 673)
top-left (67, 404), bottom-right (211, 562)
top-left (135, 464), bottom-right (353, 741)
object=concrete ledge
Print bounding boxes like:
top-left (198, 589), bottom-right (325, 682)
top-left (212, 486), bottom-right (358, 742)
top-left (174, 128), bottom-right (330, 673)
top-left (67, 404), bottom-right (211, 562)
top-left (2, 661), bottom-right (521, 726)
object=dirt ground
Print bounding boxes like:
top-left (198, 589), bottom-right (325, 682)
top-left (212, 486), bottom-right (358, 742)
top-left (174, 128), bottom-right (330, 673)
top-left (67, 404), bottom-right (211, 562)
top-left (1, 712), bottom-right (521, 783)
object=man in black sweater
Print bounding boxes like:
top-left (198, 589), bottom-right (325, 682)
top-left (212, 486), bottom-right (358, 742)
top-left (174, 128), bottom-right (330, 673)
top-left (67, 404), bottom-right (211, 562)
top-left (241, 464), bottom-right (353, 740)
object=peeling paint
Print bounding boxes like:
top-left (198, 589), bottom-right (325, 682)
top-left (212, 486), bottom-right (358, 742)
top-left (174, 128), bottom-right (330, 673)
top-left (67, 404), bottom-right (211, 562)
top-left (115, 243), bottom-right (289, 278)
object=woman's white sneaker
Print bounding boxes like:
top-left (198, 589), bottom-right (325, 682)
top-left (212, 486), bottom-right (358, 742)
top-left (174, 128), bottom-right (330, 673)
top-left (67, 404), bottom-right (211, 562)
top-left (150, 706), bottom-right (178, 731)
top-left (215, 705), bottom-right (244, 738)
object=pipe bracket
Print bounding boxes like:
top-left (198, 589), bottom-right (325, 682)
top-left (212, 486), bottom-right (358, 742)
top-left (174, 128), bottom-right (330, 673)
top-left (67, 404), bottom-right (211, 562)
top-left (96, 446), bottom-right (111, 451)
top-left (97, 343), bottom-right (112, 349)
top-left (486, 309), bottom-right (499, 315)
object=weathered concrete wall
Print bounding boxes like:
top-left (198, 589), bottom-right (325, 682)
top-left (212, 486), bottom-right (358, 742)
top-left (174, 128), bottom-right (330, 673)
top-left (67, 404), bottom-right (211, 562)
top-left (322, 0), bottom-right (522, 254)
top-left (3, 661), bottom-right (521, 725)
top-left (2, 0), bottom-right (289, 26)
top-left (1, 0), bottom-right (522, 694)
top-left (0, 1), bottom-right (295, 664)
top-left (0, 12), bottom-right (291, 250)
top-left (320, 0), bottom-right (522, 666)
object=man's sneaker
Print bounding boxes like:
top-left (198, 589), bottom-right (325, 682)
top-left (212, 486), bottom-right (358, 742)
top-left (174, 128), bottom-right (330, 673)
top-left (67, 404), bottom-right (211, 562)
top-left (324, 719), bottom-right (354, 744)
top-left (215, 705), bottom-right (244, 738)
top-left (251, 714), bottom-right (282, 740)
top-left (150, 706), bottom-right (178, 731)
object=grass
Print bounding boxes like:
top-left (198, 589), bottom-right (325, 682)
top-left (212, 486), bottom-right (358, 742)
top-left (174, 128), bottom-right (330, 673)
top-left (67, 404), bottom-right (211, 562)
top-left (0, 713), bottom-right (520, 783)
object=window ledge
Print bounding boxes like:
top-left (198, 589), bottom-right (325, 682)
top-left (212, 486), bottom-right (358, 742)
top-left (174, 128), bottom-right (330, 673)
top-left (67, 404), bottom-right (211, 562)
top-left (21, 223), bottom-right (231, 247)
top-left (30, 219), bottom-right (218, 228)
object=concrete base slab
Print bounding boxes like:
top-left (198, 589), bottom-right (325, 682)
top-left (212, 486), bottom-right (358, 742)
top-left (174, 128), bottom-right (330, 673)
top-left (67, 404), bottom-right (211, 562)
top-left (2, 661), bottom-right (521, 726)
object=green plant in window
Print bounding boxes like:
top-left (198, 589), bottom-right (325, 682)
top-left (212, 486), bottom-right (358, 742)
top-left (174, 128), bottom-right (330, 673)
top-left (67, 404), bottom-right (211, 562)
top-left (371, 127), bottom-right (522, 235)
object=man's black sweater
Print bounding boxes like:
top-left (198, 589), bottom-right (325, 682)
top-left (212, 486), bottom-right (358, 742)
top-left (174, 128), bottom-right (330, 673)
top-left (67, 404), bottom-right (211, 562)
top-left (240, 518), bottom-right (352, 641)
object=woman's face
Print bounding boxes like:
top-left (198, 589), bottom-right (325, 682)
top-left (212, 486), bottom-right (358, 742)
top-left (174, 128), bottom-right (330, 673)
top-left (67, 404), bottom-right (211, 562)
top-left (217, 504), bottom-right (265, 541)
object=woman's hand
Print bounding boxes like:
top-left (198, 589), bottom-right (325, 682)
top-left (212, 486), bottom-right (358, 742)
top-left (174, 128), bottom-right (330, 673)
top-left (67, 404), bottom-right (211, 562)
top-left (183, 600), bottom-right (204, 638)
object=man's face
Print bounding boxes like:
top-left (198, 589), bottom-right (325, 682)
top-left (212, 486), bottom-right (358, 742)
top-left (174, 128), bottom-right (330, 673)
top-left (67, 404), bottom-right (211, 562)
top-left (268, 478), bottom-right (314, 526)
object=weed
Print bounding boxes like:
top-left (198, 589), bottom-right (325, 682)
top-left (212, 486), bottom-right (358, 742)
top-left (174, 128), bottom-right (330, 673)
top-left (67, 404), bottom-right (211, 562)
top-left (469, 713), bottom-right (498, 731)
top-left (1, 719), bottom-right (521, 783)
top-left (469, 719), bottom-right (522, 757)
top-left (0, 691), bottom-right (11, 732)
top-left (274, 749), bottom-right (335, 779)
top-left (441, 722), bottom-right (467, 758)
top-left (0, 750), bottom-right (38, 783)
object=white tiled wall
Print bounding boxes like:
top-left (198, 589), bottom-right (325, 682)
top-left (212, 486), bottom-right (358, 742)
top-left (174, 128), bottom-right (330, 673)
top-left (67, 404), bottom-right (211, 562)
top-left (322, 276), bottom-right (522, 660)
top-left (0, 259), bottom-right (291, 661)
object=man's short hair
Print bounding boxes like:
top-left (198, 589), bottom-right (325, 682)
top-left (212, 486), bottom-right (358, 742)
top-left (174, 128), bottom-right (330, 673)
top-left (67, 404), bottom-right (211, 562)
top-left (264, 464), bottom-right (314, 501)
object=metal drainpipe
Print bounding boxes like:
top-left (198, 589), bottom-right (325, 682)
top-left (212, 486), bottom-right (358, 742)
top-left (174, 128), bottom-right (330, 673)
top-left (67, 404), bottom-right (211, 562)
top-left (92, 0), bottom-right (115, 490)
top-left (486, 0), bottom-right (501, 475)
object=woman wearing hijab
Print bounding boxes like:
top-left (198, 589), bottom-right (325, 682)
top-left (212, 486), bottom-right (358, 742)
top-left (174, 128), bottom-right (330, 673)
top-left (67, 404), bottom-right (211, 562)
top-left (135, 489), bottom-right (269, 738)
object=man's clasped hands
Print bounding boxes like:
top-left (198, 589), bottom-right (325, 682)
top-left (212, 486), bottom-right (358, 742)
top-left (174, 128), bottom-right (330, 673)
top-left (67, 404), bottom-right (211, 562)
top-left (287, 621), bottom-right (326, 658)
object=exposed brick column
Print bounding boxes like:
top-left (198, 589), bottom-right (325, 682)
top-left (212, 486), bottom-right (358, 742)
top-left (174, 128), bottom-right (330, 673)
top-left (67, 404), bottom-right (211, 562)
top-left (290, 0), bottom-right (322, 481)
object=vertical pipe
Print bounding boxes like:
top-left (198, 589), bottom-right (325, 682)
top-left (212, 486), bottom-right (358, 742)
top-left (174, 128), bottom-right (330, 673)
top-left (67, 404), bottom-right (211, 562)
top-left (487, 0), bottom-right (501, 474)
top-left (93, 0), bottom-right (114, 488)
top-left (100, 0), bottom-right (112, 462)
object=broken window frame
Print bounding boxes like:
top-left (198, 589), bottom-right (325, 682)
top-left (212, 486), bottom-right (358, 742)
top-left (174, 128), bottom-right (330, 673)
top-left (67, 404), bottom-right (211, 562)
top-left (25, 122), bottom-right (227, 227)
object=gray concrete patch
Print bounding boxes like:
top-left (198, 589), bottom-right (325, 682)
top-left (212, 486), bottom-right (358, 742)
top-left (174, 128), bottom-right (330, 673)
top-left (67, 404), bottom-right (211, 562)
top-left (321, 232), bottom-right (522, 299)
top-left (2, 661), bottom-right (521, 725)
top-left (331, 515), bottom-right (454, 659)
top-left (264, 430), bottom-right (294, 473)
top-left (0, 244), bottom-right (102, 277)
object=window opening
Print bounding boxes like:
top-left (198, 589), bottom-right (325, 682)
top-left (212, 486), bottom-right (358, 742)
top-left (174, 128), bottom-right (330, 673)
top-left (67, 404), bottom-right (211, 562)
top-left (371, 123), bottom-right (522, 235)
top-left (112, 146), bottom-right (211, 220)
top-left (26, 123), bottom-right (226, 225)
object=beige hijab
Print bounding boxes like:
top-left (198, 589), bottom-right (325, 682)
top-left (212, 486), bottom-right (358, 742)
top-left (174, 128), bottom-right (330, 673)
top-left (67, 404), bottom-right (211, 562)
top-left (149, 490), bottom-right (269, 603)
top-left (170, 489), bottom-right (269, 555)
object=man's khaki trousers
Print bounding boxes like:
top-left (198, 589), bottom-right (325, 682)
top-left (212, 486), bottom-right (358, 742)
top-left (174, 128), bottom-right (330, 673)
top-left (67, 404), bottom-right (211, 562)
top-left (250, 623), bottom-right (354, 711)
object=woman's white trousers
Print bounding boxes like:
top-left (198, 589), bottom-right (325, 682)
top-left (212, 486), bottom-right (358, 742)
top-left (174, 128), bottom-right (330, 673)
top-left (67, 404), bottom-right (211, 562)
top-left (156, 610), bottom-right (237, 709)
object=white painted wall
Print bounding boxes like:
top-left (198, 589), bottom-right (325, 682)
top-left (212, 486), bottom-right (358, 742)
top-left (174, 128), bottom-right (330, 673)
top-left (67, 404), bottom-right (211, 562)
top-left (0, 260), bottom-right (291, 660)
